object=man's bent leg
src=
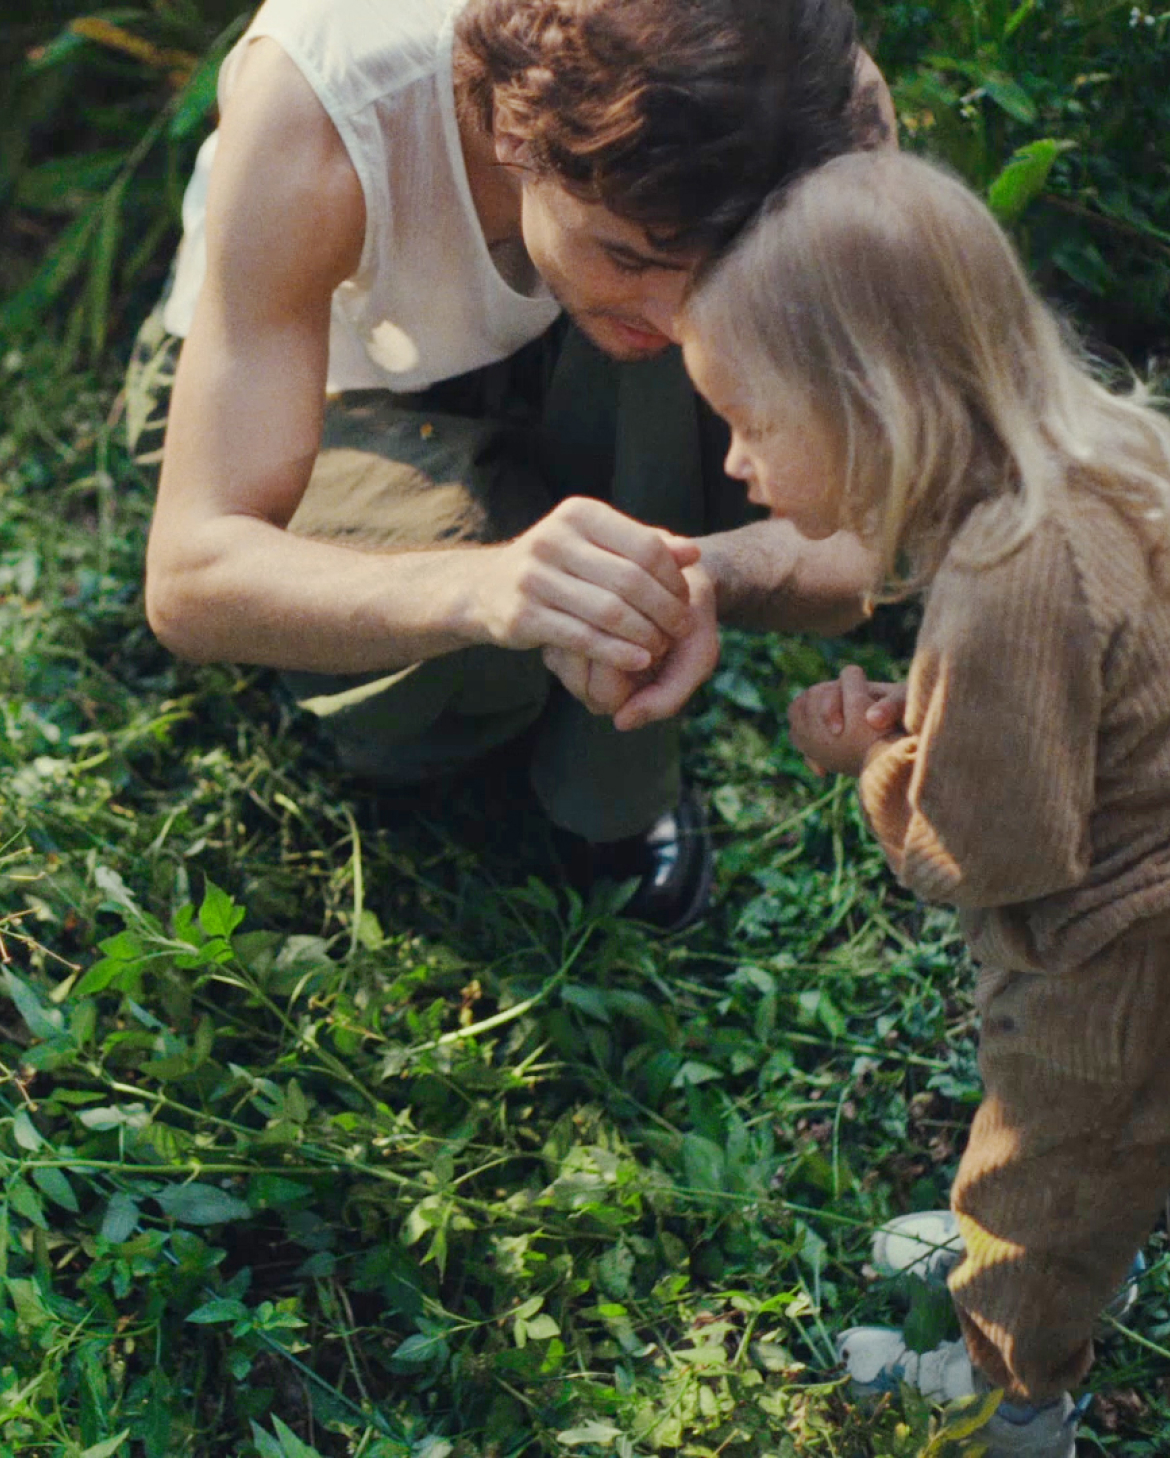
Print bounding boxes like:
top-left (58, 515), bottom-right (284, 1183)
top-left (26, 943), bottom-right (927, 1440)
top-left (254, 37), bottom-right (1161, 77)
top-left (284, 388), bottom-right (555, 783)
top-left (527, 333), bottom-right (718, 926)
top-left (533, 334), bottom-right (708, 839)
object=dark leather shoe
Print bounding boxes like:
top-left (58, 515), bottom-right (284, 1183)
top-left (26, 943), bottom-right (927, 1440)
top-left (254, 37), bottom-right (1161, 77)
top-left (557, 787), bottom-right (714, 933)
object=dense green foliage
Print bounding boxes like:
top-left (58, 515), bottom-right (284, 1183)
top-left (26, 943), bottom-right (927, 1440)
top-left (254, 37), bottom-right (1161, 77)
top-left (2, 3), bottom-right (1170, 1456)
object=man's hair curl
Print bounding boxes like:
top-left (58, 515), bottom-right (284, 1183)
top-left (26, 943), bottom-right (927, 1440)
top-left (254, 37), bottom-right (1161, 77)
top-left (455, 0), bottom-right (861, 253)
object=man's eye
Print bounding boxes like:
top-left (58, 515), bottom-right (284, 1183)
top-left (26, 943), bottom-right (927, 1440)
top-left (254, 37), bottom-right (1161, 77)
top-left (606, 252), bottom-right (650, 275)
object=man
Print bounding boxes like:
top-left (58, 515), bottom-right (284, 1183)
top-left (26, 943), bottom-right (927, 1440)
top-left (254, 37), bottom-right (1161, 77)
top-left (137, 0), bottom-right (893, 930)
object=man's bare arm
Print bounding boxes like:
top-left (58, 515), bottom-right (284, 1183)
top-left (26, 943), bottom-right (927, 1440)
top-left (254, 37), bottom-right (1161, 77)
top-left (146, 42), bottom-right (694, 676)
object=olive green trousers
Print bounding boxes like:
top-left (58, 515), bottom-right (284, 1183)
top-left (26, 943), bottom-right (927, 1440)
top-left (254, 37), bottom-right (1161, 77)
top-left (127, 313), bottom-right (749, 840)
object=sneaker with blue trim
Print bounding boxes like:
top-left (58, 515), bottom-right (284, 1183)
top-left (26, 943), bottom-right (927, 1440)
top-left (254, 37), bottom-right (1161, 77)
top-left (837, 1324), bottom-right (973, 1402)
top-left (837, 1326), bottom-right (1077, 1457)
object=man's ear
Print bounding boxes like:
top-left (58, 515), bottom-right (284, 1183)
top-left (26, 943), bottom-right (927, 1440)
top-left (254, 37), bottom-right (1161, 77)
top-left (493, 130), bottom-right (533, 169)
top-left (491, 102), bottom-right (532, 169)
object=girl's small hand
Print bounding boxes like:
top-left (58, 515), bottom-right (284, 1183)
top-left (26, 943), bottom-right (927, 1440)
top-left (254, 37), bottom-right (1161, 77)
top-left (788, 665), bottom-right (893, 777)
top-left (864, 680), bottom-right (909, 735)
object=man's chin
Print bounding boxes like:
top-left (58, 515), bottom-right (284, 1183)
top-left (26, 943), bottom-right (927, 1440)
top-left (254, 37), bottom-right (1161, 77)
top-left (572, 314), bottom-right (676, 361)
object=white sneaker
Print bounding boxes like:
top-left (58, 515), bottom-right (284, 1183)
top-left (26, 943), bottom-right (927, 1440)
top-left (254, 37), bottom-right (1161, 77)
top-left (837, 1324), bottom-right (974, 1402)
top-left (871, 1208), bottom-right (1144, 1317)
top-left (871, 1209), bottom-right (963, 1283)
top-left (837, 1326), bottom-right (1077, 1457)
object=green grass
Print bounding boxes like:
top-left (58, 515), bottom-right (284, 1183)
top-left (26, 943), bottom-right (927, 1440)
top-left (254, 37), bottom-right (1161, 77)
top-left (1, 2), bottom-right (1169, 1451)
top-left (4, 346), bottom-right (1170, 1458)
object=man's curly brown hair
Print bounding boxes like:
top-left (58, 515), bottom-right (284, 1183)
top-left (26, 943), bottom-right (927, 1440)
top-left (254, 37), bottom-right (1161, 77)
top-left (455, 0), bottom-right (862, 255)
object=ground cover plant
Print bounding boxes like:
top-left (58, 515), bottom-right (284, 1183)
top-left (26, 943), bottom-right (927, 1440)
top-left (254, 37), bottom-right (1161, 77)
top-left (2, 3), bottom-right (1170, 1456)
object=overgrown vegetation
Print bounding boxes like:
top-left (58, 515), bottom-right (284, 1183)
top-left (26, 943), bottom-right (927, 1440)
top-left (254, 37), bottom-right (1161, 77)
top-left (2, 3), bottom-right (1170, 1456)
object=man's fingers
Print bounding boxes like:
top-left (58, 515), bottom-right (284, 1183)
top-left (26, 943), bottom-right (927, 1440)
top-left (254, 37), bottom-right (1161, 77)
top-left (544, 537), bottom-right (694, 639)
top-left (541, 645), bottom-right (590, 703)
top-left (612, 631), bottom-right (718, 732)
top-left (536, 569), bottom-right (684, 655)
top-left (534, 609), bottom-right (657, 671)
top-left (660, 532), bottom-right (702, 570)
top-left (542, 648), bottom-right (636, 715)
top-left (584, 662), bottom-right (639, 716)
top-left (552, 498), bottom-right (694, 605)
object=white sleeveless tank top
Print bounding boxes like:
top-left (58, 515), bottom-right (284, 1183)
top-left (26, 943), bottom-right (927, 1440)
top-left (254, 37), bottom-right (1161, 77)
top-left (162, 0), bottom-right (561, 392)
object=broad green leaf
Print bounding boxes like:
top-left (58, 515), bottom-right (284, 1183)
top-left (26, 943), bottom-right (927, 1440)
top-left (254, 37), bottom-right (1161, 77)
top-left (186, 1297), bottom-right (249, 1325)
top-left (903, 1273), bottom-right (958, 1352)
top-left (12, 1110), bottom-right (43, 1151)
top-left (4, 969), bottom-right (64, 1040)
top-left (100, 1193), bottom-right (140, 1243)
top-left (32, 1166), bottom-right (79, 1212)
top-left (5, 1277), bottom-right (51, 1329)
top-left (988, 139), bottom-right (1074, 225)
top-left (98, 929), bottom-right (146, 960)
top-left (981, 74), bottom-right (1038, 123)
top-left (248, 1174), bottom-right (312, 1208)
top-left (250, 1421), bottom-right (286, 1458)
top-left (561, 983), bottom-right (611, 1023)
top-left (199, 880), bottom-right (245, 939)
top-left (681, 1133), bottom-right (726, 1193)
top-left (74, 957), bottom-right (130, 997)
top-left (671, 1060), bottom-right (723, 1087)
top-left (392, 1331), bottom-right (448, 1365)
top-left (270, 1416), bottom-right (326, 1458)
top-left (284, 1080), bottom-right (310, 1123)
top-left (8, 1178), bottom-right (49, 1230)
top-left (79, 1104), bottom-right (150, 1131)
top-left (155, 1183), bottom-right (252, 1225)
top-left (555, 1423), bottom-right (624, 1447)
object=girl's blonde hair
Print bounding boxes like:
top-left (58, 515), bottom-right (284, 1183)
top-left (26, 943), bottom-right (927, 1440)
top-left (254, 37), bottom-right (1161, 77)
top-left (685, 150), bottom-right (1170, 595)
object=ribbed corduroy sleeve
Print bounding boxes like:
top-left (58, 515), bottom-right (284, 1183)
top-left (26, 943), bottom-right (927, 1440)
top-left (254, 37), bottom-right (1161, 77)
top-left (859, 517), bottom-right (1101, 908)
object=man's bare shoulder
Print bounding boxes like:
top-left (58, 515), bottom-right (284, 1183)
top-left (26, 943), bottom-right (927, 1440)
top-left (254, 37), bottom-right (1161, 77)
top-left (205, 37), bottom-right (365, 301)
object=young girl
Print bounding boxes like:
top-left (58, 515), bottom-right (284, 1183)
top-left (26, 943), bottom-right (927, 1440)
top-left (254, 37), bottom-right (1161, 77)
top-left (680, 149), bottom-right (1170, 1458)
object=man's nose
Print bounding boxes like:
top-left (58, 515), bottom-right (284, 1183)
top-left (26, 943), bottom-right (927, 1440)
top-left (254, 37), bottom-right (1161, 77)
top-left (640, 277), bottom-right (689, 341)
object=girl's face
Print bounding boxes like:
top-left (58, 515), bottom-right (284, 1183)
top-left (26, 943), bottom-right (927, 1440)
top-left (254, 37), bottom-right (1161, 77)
top-left (681, 328), bottom-right (844, 540)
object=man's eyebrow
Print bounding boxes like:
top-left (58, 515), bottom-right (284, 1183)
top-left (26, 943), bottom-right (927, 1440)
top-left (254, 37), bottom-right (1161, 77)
top-left (599, 238), bottom-right (692, 272)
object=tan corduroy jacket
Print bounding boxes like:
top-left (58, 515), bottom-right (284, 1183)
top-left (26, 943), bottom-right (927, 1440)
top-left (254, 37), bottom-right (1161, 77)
top-left (861, 480), bottom-right (1170, 972)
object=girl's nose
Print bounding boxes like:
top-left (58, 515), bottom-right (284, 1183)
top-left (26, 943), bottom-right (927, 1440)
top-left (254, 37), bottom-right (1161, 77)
top-left (723, 437), bottom-right (751, 483)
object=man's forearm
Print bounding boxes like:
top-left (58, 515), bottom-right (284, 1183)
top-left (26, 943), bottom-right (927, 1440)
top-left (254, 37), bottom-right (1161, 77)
top-left (146, 513), bottom-right (493, 671)
top-left (145, 494), bottom-right (696, 675)
top-left (698, 518), bottom-right (878, 638)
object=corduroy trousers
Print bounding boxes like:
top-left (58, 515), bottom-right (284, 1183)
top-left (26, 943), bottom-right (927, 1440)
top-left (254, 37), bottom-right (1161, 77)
top-left (949, 925), bottom-right (1170, 1403)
